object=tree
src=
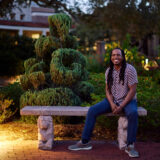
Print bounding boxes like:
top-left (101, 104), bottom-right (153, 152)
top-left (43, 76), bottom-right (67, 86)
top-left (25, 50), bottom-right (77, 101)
top-left (0, 0), bottom-right (84, 23)
top-left (0, 0), bottom-right (28, 17)
top-left (77, 0), bottom-right (160, 49)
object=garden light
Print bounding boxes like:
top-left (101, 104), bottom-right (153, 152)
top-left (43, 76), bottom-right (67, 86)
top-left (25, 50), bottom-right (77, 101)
top-left (145, 58), bottom-right (149, 65)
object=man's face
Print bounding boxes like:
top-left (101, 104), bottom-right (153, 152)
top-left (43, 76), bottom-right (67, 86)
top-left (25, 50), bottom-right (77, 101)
top-left (111, 49), bottom-right (123, 66)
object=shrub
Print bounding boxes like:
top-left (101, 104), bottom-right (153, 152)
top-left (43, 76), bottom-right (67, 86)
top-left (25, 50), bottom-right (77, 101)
top-left (0, 33), bottom-right (35, 76)
top-left (73, 81), bottom-right (94, 101)
top-left (152, 70), bottom-right (160, 84)
top-left (85, 54), bottom-right (106, 73)
top-left (20, 87), bottom-right (82, 123)
top-left (0, 50), bottom-right (24, 76)
top-left (13, 34), bottom-right (35, 60)
top-left (20, 87), bottom-right (81, 108)
top-left (137, 76), bottom-right (160, 130)
top-left (0, 99), bottom-right (16, 123)
top-left (0, 82), bottom-right (24, 122)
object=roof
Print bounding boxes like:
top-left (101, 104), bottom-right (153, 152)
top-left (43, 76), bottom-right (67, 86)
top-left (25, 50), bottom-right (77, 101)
top-left (31, 7), bottom-right (55, 13)
top-left (0, 20), bottom-right (76, 29)
top-left (0, 20), bottom-right (49, 28)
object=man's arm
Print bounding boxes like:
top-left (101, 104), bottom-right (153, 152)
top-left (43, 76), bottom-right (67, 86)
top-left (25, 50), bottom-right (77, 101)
top-left (113, 83), bottom-right (137, 114)
top-left (105, 84), bottom-right (118, 112)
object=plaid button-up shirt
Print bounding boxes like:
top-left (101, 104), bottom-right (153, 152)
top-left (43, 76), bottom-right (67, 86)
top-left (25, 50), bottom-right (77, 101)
top-left (105, 63), bottom-right (138, 104)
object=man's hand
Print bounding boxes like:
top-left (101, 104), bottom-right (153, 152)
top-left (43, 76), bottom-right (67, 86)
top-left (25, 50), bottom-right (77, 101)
top-left (111, 103), bottom-right (118, 112)
top-left (113, 106), bottom-right (123, 114)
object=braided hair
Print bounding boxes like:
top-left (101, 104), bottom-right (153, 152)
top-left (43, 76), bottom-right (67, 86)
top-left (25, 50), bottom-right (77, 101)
top-left (107, 48), bottom-right (126, 94)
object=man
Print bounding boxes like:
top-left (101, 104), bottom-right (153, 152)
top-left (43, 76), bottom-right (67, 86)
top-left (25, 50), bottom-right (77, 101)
top-left (68, 48), bottom-right (139, 158)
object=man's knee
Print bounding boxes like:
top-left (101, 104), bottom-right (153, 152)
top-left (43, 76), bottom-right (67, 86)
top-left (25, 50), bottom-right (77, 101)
top-left (87, 106), bottom-right (97, 117)
top-left (127, 110), bottom-right (138, 118)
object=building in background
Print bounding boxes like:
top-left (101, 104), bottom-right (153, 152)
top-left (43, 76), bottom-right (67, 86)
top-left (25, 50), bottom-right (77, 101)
top-left (0, 3), bottom-right (55, 39)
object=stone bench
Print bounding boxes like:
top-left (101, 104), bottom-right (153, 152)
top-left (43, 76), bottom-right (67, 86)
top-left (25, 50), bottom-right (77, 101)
top-left (20, 106), bottom-right (147, 150)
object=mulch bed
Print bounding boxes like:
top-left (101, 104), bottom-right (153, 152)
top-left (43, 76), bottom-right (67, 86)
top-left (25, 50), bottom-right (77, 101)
top-left (0, 121), bottom-right (159, 142)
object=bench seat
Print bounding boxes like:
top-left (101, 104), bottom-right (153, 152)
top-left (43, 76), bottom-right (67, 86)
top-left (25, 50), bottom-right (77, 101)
top-left (20, 106), bottom-right (147, 116)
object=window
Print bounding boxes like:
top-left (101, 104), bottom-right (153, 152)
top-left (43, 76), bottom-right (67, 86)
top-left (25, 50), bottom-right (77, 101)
top-left (32, 33), bottom-right (40, 39)
top-left (20, 14), bottom-right (25, 20)
top-left (10, 13), bottom-right (15, 20)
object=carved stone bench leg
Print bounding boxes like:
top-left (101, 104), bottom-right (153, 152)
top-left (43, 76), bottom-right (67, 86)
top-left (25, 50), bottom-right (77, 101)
top-left (37, 116), bottom-right (54, 150)
top-left (117, 116), bottom-right (128, 150)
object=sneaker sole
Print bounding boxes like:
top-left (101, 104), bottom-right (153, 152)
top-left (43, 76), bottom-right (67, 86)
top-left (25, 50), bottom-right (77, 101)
top-left (125, 150), bottom-right (139, 158)
top-left (68, 146), bottom-right (92, 151)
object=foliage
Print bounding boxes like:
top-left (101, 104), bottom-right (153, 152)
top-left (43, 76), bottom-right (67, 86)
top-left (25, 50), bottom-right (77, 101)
top-left (0, 99), bottom-right (16, 123)
top-left (13, 34), bottom-right (35, 60)
top-left (0, 32), bottom-right (35, 76)
top-left (137, 76), bottom-right (160, 129)
top-left (29, 71), bottom-right (45, 89)
top-left (35, 36), bottom-right (59, 59)
top-left (20, 87), bottom-right (81, 108)
top-left (152, 69), bottom-right (160, 84)
top-left (20, 87), bottom-right (81, 123)
top-left (63, 35), bottom-right (78, 49)
top-left (50, 48), bottom-right (87, 86)
top-left (20, 74), bottom-right (33, 90)
top-left (73, 81), bottom-right (94, 101)
top-left (87, 0), bottom-right (160, 40)
top-left (20, 13), bottom-right (94, 123)
top-left (24, 58), bottom-right (37, 74)
top-left (85, 54), bottom-right (106, 73)
top-left (0, 82), bottom-right (24, 122)
top-left (29, 61), bottom-right (46, 73)
top-left (48, 14), bottom-right (72, 42)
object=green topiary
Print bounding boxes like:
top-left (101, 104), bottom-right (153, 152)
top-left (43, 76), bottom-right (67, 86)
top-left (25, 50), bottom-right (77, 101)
top-left (73, 81), bottom-right (94, 101)
top-left (29, 71), bottom-right (45, 89)
top-left (29, 61), bottom-right (46, 73)
top-left (20, 87), bottom-right (81, 122)
top-left (80, 68), bottom-right (89, 81)
top-left (63, 35), bottom-right (78, 49)
top-left (48, 13), bottom-right (71, 41)
top-left (20, 90), bottom-right (38, 109)
top-left (35, 36), bottom-right (60, 59)
top-left (20, 13), bottom-right (94, 124)
top-left (24, 58), bottom-right (37, 74)
top-left (37, 87), bottom-right (81, 106)
top-left (20, 74), bottom-right (33, 90)
top-left (50, 48), bottom-right (87, 86)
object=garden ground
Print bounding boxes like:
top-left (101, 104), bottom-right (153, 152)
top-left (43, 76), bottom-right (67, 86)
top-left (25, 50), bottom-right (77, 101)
top-left (0, 121), bottom-right (160, 160)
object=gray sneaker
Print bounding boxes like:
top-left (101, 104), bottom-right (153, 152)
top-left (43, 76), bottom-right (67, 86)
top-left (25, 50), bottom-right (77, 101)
top-left (68, 140), bottom-right (92, 151)
top-left (125, 144), bottom-right (139, 158)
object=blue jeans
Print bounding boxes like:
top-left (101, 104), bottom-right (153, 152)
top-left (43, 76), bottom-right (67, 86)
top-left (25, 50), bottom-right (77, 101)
top-left (82, 98), bottom-right (138, 144)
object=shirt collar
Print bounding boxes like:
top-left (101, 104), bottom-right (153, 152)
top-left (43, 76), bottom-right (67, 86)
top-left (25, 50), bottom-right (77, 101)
top-left (113, 66), bottom-right (121, 72)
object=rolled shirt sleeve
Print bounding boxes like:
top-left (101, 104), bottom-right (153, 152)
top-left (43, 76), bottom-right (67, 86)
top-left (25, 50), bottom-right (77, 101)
top-left (105, 68), bottom-right (109, 84)
top-left (127, 65), bottom-right (138, 86)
